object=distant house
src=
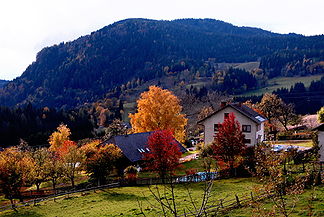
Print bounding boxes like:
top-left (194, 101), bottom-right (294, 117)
top-left (101, 131), bottom-right (186, 164)
top-left (198, 102), bottom-right (267, 146)
top-left (313, 123), bottom-right (324, 162)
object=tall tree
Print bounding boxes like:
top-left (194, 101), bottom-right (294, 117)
top-left (30, 148), bottom-right (50, 192)
top-left (211, 113), bottom-right (246, 176)
top-left (104, 119), bottom-right (128, 140)
top-left (129, 86), bottom-right (187, 142)
top-left (0, 147), bottom-right (34, 206)
top-left (277, 103), bottom-right (298, 131)
top-left (48, 124), bottom-right (71, 151)
top-left (44, 151), bottom-right (64, 192)
top-left (85, 144), bottom-right (122, 185)
top-left (143, 130), bottom-right (182, 179)
top-left (60, 141), bottom-right (85, 188)
top-left (258, 93), bottom-right (298, 131)
top-left (258, 93), bottom-right (283, 125)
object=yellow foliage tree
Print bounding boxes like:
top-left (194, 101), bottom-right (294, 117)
top-left (129, 86), bottom-right (187, 142)
top-left (48, 124), bottom-right (71, 151)
top-left (0, 147), bottom-right (34, 205)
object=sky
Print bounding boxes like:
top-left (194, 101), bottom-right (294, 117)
top-left (0, 0), bottom-right (323, 80)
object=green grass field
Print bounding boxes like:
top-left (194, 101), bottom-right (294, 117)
top-left (224, 186), bottom-right (324, 217)
top-left (239, 74), bottom-right (324, 97)
top-left (0, 178), bottom-right (258, 217)
top-left (272, 140), bottom-right (314, 148)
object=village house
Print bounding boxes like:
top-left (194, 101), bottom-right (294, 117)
top-left (198, 102), bottom-right (267, 146)
top-left (313, 123), bottom-right (324, 162)
top-left (101, 131), bottom-right (186, 166)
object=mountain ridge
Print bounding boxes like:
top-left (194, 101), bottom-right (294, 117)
top-left (1, 18), bottom-right (323, 108)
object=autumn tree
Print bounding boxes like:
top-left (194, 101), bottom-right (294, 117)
top-left (253, 143), bottom-right (307, 217)
top-left (60, 141), bottom-right (85, 188)
top-left (258, 93), bottom-right (282, 125)
top-left (81, 140), bottom-right (101, 158)
top-left (85, 144), bottom-right (122, 185)
top-left (104, 119), bottom-right (128, 140)
top-left (129, 86), bottom-right (187, 142)
top-left (124, 165), bottom-right (138, 180)
top-left (0, 147), bottom-right (34, 207)
top-left (317, 107), bottom-right (324, 123)
top-left (198, 106), bottom-right (214, 120)
top-left (49, 124), bottom-right (71, 151)
top-left (258, 93), bottom-right (298, 131)
top-left (143, 130), bottom-right (182, 179)
top-left (45, 151), bottom-right (64, 192)
top-left (211, 113), bottom-right (246, 176)
top-left (30, 148), bottom-right (50, 192)
top-left (277, 102), bottom-right (298, 131)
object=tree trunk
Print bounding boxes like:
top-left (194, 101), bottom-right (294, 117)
top-left (36, 183), bottom-right (41, 192)
top-left (229, 161), bottom-right (235, 177)
top-left (71, 178), bottom-right (75, 188)
top-left (52, 179), bottom-right (56, 192)
top-left (9, 198), bottom-right (17, 212)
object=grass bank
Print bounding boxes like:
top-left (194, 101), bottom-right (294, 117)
top-left (0, 178), bottom-right (258, 217)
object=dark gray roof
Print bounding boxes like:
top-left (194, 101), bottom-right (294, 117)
top-left (102, 132), bottom-right (186, 163)
top-left (198, 103), bottom-right (267, 124)
top-left (313, 123), bottom-right (324, 131)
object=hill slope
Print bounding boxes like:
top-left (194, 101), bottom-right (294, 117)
top-left (0, 80), bottom-right (8, 88)
top-left (1, 18), bottom-right (324, 108)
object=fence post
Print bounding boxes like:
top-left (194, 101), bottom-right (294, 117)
top-left (302, 162), bottom-right (305, 173)
top-left (283, 159), bottom-right (287, 175)
top-left (219, 199), bottom-right (224, 208)
top-left (235, 194), bottom-right (241, 207)
top-left (250, 192), bottom-right (254, 202)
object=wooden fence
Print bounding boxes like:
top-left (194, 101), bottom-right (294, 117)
top-left (178, 190), bottom-right (273, 217)
top-left (1, 162), bottom-right (322, 215)
top-left (0, 173), bottom-right (218, 212)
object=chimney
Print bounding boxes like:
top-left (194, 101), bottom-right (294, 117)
top-left (221, 101), bottom-right (227, 108)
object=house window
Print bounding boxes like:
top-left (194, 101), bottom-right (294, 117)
top-left (244, 139), bottom-right (251, 144)
top-left (242, 125), bottom-right (251, 133)
top-left (224, 113), bottom-right (229, 119)
top-left (214, 124), bottom-right (220, 132)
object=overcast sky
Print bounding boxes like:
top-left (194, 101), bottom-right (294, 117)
top-left (0, 0), bottom-right (323, 80)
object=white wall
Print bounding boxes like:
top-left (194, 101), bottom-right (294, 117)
top-left (202, 106), bottom-right (264, 146)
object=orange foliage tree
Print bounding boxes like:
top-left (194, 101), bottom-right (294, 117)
top-left (211, 113), bottom-right (246, 176)
top-left (48, 124), bottom-right (71, 151)
top-left (85, 144), bottom-right (122, 185)
top-left (59, 141), bottom-right (85, 188)
top-left (0, 147), bottom-right (34, 206)
top-left (143, 130), bottom-right (182, 179)
top-left (129, 86), bottom-right (187, 142)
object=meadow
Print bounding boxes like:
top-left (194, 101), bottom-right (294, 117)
top-left (0, 178), bottom-right (258, 217)
top-left (239, 74), bottom-right (324, 97)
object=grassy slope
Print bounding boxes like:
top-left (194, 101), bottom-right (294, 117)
top-left (225, 185), bottom-right (324, 217)
top-left (272, 140), bottom-right (314, 148)
top-left (239, 74), bottom-right (324, 97)
top-left (0, 178), bottom-right (258, 217)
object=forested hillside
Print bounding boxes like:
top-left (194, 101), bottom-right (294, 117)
top-left (0, 80), bottom-right (8, 88)
top-left (1, 18), bottom-right (324, 108)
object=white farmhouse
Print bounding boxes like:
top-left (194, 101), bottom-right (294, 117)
top-left (198, 102), bottom-right (267, 146)
top-left (313, 123), bottom-right (324, 162)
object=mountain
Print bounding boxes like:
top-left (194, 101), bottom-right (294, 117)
top-left (0, 18), bottom-right (324, 108)
top-left (0, 80), bottom-right (8, 88)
